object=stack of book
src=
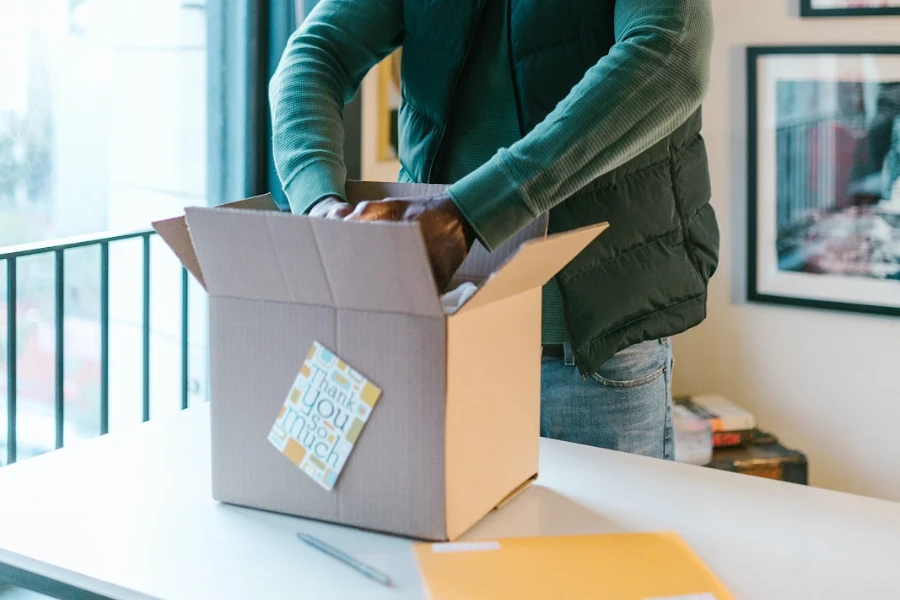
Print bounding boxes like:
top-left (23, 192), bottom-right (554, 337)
top-left (674, 394), bottom-right (756, 449)
top-left (675, 394), bottom-right (808, 485)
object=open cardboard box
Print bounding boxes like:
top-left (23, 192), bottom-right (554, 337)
top-left (153, 181), bottom-right (607, 540)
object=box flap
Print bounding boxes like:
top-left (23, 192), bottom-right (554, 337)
top-left (153, 214), bottom-right (208, 290)
top-left (345, 180), bottom-right (447, 203)
top-left (151, 193), bottom-right (280, 291)
top-left (452, 217), bottom-right (548, 288)
top-left (221, 193), bottom-right (282, 211)
top-left (153, 184), bottom-right (445, 297)
top-left (184, 206), bottom-right (444, 317)
top-left (184, 207), bottom-right (332, 304)
top-left (454, 223), bottom-right (609, 315)
top-left (310, 218), bottom-right (444, 317)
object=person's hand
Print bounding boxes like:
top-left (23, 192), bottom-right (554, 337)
top-left (345, 193), bottom-right (475, 292)
top-left (308, 195), bottom-right (353, 219)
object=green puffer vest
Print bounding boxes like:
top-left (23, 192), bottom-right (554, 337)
top-left (396, 0), bottom-right (719, 375)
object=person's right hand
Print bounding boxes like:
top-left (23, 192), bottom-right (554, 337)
top-left (308, 195), bottom-right (353, 219)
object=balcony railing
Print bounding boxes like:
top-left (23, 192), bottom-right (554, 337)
top-left (2, 230), bottom-right (191, 465)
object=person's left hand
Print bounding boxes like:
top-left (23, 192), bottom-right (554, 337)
top-left (345, 193), bottom-right (475, 292)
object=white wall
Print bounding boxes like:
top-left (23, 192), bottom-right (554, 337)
top-left (673, 0), bottom-right (900, 502)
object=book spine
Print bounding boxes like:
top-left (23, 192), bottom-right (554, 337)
top-left (712, 431), bottom-right (753, 448)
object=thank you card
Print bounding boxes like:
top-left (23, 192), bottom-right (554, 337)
top-left (268, 342), bottom-right (382, 490)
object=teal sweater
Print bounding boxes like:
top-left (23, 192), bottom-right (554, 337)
top-left (270, 0), bottom-right (713, 341)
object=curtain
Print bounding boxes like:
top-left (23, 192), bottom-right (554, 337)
top-left (267, 0), bottom-right (299, 209)
top-left (208, 0), bottom-right (359, 210)
top-left (207, 0), bottom-right (296, 209)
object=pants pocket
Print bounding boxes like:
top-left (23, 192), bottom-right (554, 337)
top-left (592, 366), bottom-right (665, 388)
top-left (591, 339), bottom-right (670, 388)
top-left (541, 358), bottom-right (670, 458)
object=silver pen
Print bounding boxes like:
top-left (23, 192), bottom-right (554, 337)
top-left (296, 532), bottom-right (394, 588)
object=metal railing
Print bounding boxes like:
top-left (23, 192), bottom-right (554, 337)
top-left (2, 229), bottom-right (190, 465)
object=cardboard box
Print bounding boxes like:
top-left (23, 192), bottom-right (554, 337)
top-left (153, 181), bottom-right (606, 541)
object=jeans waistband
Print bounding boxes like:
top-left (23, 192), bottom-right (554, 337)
top-left (542, 343), bottom-right (576, 366)
top-left (543, 338), bottom-right (672, 367)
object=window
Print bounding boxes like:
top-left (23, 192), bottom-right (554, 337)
top-left (1, 0), bottom-right (210, 464)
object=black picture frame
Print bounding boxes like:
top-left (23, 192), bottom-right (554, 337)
top-left (747, 45), bottom-right (900, 317)
top-left (800, 0), bottom-right (900, 17)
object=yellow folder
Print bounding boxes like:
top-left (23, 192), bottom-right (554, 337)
top-left (414, 532), bottom-right (735, 600)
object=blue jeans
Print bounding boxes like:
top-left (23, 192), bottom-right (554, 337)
top-left (540, 338), bottom-right (675, 460)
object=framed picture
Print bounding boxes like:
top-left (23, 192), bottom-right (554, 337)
top-left (747, 46), bottom-right (900, 316)
top-left (800, 0), bottom-right (900, 17)
top-left (361, 50), bottom-right (402, 181)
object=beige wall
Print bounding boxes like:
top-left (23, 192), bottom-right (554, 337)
top-left (674, 0), bottom-right (900, 501)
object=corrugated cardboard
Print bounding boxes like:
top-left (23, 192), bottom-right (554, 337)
top-left (153, 181), bottom-right (607, 541)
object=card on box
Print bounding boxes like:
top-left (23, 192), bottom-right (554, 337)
top-left (268, 341), bottom-right (382, 491)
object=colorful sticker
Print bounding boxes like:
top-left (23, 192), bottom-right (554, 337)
top-left (268, 341), bottom-right (382, 491)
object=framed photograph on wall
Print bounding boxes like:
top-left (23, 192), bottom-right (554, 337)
top-left (800, 0), bottom-right (900, 17)
top-left (747, 46), bottom-right (900, 316)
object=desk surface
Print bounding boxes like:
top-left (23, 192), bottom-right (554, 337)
top-left (1, 405), bottom-right (899, 599)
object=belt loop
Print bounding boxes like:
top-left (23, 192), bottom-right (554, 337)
top-left (563, 343), bottom-right (575, 367)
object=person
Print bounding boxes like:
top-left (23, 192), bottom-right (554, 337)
top-left (270, 0), bottom-right (719, 460)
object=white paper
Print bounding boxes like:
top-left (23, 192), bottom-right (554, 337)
top-left (440, 281), bottom-right (479, 314)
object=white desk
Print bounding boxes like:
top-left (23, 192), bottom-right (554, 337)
top-left (0, 405), bottom-right (898, 599)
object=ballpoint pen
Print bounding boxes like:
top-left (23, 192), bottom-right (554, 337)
top-left (296, 532), bottom-right (394, 588)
